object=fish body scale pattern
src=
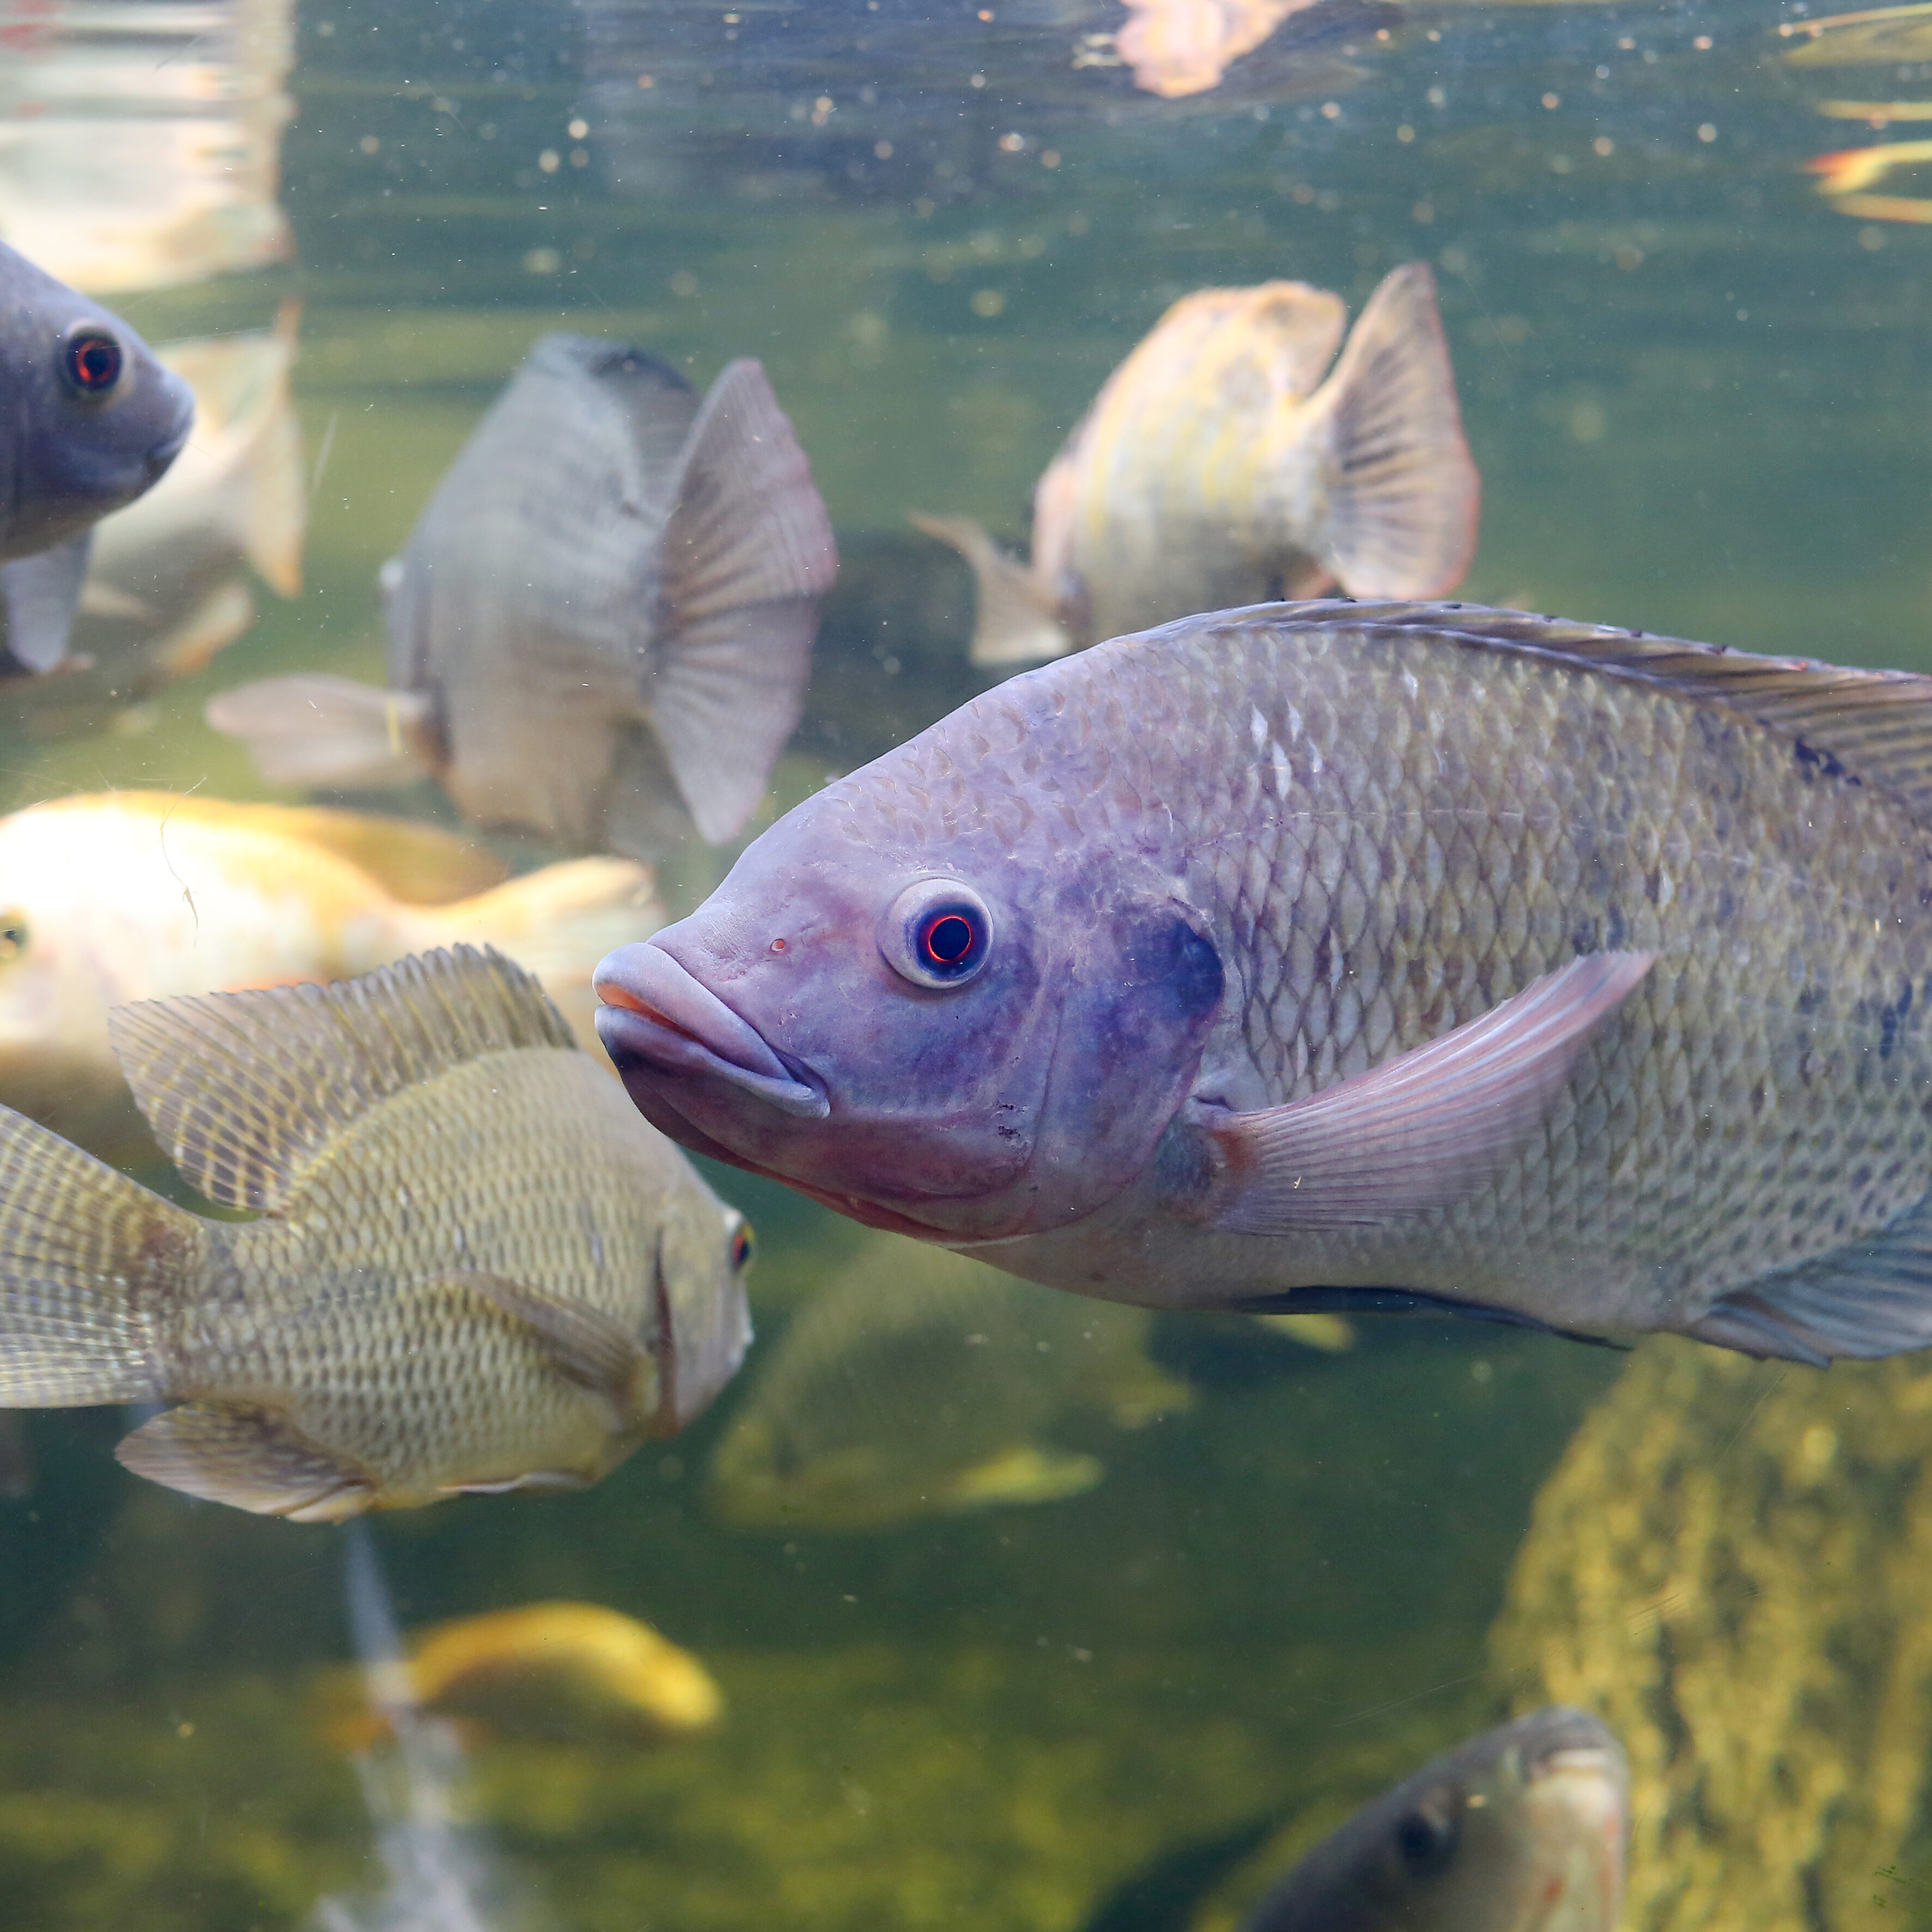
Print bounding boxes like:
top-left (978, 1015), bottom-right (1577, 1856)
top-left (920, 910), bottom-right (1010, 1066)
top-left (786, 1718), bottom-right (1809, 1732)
top-left (840, 612), bottom-right (1932, 1328)
top-left (185, 1053), bottom-right (672, 1500)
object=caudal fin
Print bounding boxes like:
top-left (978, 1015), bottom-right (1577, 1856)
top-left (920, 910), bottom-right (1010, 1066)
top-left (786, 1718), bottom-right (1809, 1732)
top-left (909, 513), bottom-right (1073, 667)
top-left (204, 672), bottom-right (438, 789)
top-left (1303, 262), bottom-right (1480, 599)
top-left (409, 858), bottom-right (663, 983)
top-left (0, 1107), bottom-right (199, 1406)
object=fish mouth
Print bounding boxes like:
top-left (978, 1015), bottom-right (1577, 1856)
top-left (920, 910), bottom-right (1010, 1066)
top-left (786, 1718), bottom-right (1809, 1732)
top-left (594, 941), bottom-right (829, 1122)
top-left (1517, 1709), bottom-right (1624, 1783)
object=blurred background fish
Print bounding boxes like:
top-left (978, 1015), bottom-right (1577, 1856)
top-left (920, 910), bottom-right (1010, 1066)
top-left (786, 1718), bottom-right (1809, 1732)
top-left (0, 0), bottom-right (295, 295)
top-left (707, 1236), bottom-right (1189, 1532)
top-left (913, 263), bottom-right (1477, 666)
top-left (0, 791), bottom-right (659, 1157)
top-left (0, 239), bottom-right (196, 672)
top-left (0, 947), bottom-right (757, 1519)
top-left (207, 338), bottom-right (837, 859)
top-left (10, 303), bottom-right (306, 733)
top-left (307, 1524), bottom-right (556, 1932)
top-left (318, 1601), bottom-right (724, 1753)
top-left (1115, 0), bottom-right (1319, 99)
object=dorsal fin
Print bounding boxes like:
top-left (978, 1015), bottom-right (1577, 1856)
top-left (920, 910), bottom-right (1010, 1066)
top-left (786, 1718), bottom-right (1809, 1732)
top-left (1265, 600), bottom-right (1932, 827)
top-left (106, 946), bottom-right (576, 1214)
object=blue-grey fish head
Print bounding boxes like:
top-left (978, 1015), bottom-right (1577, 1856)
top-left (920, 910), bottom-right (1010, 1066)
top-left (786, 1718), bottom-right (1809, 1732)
top-left (1247, 1708), bottom-right (1629, 1932)
top-left (593, 706), bottom-right (1225, 1243)
top-left (0, 241), bottom-right (195, 555)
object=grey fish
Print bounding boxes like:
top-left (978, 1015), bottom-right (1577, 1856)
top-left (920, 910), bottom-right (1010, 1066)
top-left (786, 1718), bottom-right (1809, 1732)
top-left (707, 1234), bottom-right (1188, 1531)
top-left (0, 238), bottom-right (195, 672)
top-left (0, 945), bottom-right (754, 1520)
top-left (1244, 1708), bottom-right (1626, 1932)
top-left (595, 599), bottom-right (1932, 1366)
top-left (205, 337), bottom-right (836, 858)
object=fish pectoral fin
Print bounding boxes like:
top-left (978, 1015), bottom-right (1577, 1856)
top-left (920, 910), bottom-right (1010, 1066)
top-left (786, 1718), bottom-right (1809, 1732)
top-left (2, 532), bottom-right (93, 672)
top-left (447, 1469), bottom-right (594, 1496)
top-left (947, 1444), bottom-right (1105, 1510)
top-left (908, 513), bottom-right (1072, 668)
top-left (1685, 1186), bottom-right (1932, 1364)
top-left (108, 947), bottom-right (574, 1212)
top-left (203, 672), bottom-right (436, 789)
top-left (1304, 262), bottom-right (1479, 600)
top-left (1249, 1311), bottom-right (1357, 1353)
top-left (117, 1402), bottom-right (375, 1520)
top-left (453, 1272), bottom-right (652, 1427)
top-left (1203, 950), bottom-right (1654, 1233)
top-left (650, 360), bottom-right (836, 846)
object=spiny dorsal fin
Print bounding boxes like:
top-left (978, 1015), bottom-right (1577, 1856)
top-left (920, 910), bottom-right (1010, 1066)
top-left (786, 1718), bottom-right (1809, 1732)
top-left (107, 946), bottom-right (576, 1214)
top-left (1268, 600), bottom-right (1932, 828)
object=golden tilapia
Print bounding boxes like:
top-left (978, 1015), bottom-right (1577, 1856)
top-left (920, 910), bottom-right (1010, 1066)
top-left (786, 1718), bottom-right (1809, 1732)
top-left (0, 946), bottom-right (755, 1520)
top-left (0, 791), bottom-right (658, 1156)
top-left (708, 1235), bottom-right (1188, 1531)
top-left (914, 264), bottom-right (1477, 667)
top-left (321, 1600), bottom-right (724, 1752)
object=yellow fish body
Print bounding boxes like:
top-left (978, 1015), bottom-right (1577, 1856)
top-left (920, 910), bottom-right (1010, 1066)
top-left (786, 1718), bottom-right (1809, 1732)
top-left (0, 790), bottom-right (658, 1153)
top-left (322, 1601), bottom-right (724, 1751)
top-left (0, 947), bottom-right (754, 1519)
top-left (915, 264), bottom-right (1479, 666)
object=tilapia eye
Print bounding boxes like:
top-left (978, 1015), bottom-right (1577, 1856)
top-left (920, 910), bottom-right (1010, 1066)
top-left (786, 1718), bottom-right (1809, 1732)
top-left (878, 879), bottom-right (993, 989)
top-left (0, 914), bottom-right (29, 963)
top-left (1393, 1794), bottom-right (1461, 1877)
top-left (728, 1216), bottom-right (756, 1273)
top-left (60, 327), bottom-right (124, 399)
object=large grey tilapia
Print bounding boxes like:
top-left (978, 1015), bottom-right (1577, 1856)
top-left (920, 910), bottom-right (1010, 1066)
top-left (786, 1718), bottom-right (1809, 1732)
top-left (0, 946), bottom-right (754, 1520)
top-left (206, 336), bottom-right (835, 858)
top-left (594, 600), bottom-right (1932, 1365)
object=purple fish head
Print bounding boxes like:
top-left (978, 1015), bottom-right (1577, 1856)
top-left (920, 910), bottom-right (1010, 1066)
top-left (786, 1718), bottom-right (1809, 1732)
top-left (593, 768), bottom-right (1224, 1243)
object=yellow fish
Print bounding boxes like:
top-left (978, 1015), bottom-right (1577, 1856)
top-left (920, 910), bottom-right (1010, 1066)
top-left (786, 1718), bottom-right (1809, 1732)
top-left (1116, 0), bottom-right (1318, 98)
top-left (321, 1601), bottom-right (724, 1751)
top-left (914, 264), bottom-right (1478, 667)
top-left (0, 791), bottom-right (659, 1157)
top-left (0, 946), bottom-right (755, 1520)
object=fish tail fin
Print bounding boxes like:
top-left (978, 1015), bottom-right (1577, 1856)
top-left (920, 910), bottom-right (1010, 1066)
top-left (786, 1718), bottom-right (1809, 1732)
top-left (239, 301), bottom-right (307, 597)
top-left (408, 857), bottom-right (663, 982)
top-left (651, 359), bottom-right (839, 845)
top-left (0, 1107), bottom-right (200, 1406)
top-left (204, 673), bottom-right (438, 789)
top-left (1300, 262), bottom-right (1480, 599)
top-left (909, 513), bottom-right (1073, 667)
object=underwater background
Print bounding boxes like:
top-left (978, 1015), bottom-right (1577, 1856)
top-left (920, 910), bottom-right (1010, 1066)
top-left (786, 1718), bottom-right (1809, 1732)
top-left (5, 0), bottom-right (1932, 1926)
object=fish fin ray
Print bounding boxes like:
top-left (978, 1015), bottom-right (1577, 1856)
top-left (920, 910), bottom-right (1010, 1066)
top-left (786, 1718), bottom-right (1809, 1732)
top-left (107, 947), bottom-right (576, 1212)
top-left (1, 533), bottom-right (92, 672)
top-left (117, 1401), bottom-right (374, 1518)
top-left (204, 673), bottom-right (436, 788)
top-left (1204, 951), bottom-right (1654, 1231)
top-left (1308, 263), bottom-right (1479, 599)
top-left (1690, 1190), bottom-right (1932, 1362)
top-left (600, 722), bottom-right (700, 860)
top-left (909, 513), bottom-right (1073, 667)
top-left (649, 361), bottom-right (835, 844)
top-left (449, 1271), bottom-right (652, 1426)
top-left (0, 1106), bottom-right (190, 1405)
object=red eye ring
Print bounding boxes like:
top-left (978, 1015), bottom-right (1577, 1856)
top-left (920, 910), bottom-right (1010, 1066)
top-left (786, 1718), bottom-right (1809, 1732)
top-left (879, 878), bottom-right (994, 988)
top-left (920, 912), bottom-right (976, 967)
top-left (62, 329), bottom-right (123, 398)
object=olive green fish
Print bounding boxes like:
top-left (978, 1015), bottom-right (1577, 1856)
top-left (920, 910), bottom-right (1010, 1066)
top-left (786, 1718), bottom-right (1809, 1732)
top-left (0, 946), bottom-right (754, 1520)
top-left (707, 1236), bottom-right (1188, 1530)
top-left (599, 600), bottom-right (1932, 1365)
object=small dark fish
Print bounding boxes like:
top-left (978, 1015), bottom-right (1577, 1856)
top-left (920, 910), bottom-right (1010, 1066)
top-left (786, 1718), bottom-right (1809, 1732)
top-left (596, 599), bottom-right (1932, 1365)
top-left (1244, 1709), bottom-right (1626, 1932)
top-left (206, 336), bottom-right (837, 858)
top-left (0, 945), bottom-right (755, 1520)
top-left (0, 239), bottom-right (195, 672)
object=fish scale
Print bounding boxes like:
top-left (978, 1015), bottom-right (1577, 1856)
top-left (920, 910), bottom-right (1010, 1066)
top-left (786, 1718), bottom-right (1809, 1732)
top-left (598, 600), bottom-right (1932, 1364)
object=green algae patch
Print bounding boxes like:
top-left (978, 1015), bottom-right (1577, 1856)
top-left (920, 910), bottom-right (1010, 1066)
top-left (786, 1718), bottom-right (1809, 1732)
top-left (1491, 1338), bottom-right (1932, 1932)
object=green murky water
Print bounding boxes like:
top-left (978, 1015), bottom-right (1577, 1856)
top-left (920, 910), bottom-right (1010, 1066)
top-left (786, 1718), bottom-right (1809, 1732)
top-left (3, 0), bottom-right (1930, 1927)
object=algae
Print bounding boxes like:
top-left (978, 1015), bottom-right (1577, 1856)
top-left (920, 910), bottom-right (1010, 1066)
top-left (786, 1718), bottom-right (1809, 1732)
top-left (1491, 1338), bottom-right (1932, 1931)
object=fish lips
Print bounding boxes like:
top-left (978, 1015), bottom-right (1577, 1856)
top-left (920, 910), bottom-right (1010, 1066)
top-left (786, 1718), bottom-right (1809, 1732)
top-left (594, 942), bottom-right (829, 1122)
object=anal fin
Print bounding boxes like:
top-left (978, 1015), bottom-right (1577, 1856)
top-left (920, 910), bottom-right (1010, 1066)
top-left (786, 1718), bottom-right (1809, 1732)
top-left (117, 1401), bottom-right (374, 1521)
top-left (2, 532), bottom-right (93, 673)
top-left (909, 513), bottom-right (1072, 667)
top-left (203, 672), bottom-right (437, 788)
top-left (1204, 950), bottom-right (1654, 1232)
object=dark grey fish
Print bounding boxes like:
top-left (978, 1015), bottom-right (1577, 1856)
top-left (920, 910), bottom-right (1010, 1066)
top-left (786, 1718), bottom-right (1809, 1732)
top-left (0, 239), bottom-right (195, 672)
top-left (206, 336), bottom-right (837, 859)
